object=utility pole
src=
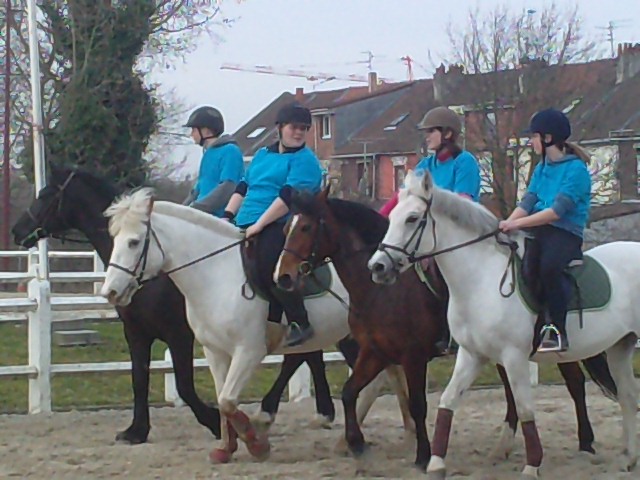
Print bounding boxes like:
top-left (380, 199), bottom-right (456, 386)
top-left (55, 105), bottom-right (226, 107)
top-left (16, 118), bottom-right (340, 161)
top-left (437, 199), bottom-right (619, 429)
top-left (2, 0), bottom-right (12, 259)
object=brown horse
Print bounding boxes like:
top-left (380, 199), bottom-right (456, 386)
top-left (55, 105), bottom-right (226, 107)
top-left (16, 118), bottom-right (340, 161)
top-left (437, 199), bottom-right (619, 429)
top-left (274, 188), bottom-right (616, 470)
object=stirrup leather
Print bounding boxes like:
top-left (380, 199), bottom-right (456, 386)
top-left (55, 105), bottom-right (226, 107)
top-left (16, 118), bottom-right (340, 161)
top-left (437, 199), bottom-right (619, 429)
top-left (537, 324), bottom-right (565, 353)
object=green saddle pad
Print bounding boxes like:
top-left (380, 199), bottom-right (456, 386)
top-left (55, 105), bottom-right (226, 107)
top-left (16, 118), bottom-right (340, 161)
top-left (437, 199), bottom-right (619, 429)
top-left (517, 255), bottom-right (611, 313)
top-left (248, 263), bottom-right (332, 301)
top-left (299, 263), bottom-right (333, 298)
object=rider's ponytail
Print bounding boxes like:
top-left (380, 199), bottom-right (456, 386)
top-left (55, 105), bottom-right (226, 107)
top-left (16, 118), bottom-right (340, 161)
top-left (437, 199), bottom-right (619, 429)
top-left (564, 142), bottom-right (591, 165)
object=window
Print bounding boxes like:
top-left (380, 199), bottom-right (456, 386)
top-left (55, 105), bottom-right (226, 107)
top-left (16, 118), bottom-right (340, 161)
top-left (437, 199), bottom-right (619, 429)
top-left (394, 165), bottom-right (406, 190)
top-left (321, 115), bottom-right (331, 139)
top-left (247, 127), bottom-right (266, 139)
top-left (384, 113), bottom-right (409, 131)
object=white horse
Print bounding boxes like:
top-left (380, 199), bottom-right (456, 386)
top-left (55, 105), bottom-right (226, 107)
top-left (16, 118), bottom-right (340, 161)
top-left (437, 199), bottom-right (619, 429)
top-left (98, 189), bottom-right (414, 464)
top-left (368, 170), bottom-right (640, 479)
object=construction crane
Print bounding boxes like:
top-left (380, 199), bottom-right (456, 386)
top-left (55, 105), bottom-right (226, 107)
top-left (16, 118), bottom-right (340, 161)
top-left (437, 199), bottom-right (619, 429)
top-left (220, 63), bottom-right (372, 83)
top-left (220, 62), bottom-right (399, 84)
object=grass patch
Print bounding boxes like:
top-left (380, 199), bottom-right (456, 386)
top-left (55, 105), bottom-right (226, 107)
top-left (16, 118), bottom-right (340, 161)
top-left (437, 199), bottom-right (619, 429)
top-left (1, 321), bottom-right (639, 413)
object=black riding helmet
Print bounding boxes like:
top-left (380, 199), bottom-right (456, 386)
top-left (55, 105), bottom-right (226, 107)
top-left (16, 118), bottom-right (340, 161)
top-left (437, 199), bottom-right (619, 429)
top-left (275, 102), bottom-right (312, 127)
top-left (529, 108), bottom-right (571, 147)
top-left (185, 106), bottom-right (225, 146)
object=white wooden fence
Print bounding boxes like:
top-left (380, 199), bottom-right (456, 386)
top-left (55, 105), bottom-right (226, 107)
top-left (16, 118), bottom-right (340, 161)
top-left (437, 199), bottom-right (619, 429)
top-left (0, 249), bottom-right (636, 414)
top-left (0, 249), bottom-right (328, 414)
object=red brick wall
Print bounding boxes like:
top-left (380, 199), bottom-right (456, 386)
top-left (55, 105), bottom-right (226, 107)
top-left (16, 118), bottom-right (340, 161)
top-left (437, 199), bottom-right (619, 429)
top-left (309, 115), bottom-right (335, 161)
top-left (376, 153), bottom-right (420, 200)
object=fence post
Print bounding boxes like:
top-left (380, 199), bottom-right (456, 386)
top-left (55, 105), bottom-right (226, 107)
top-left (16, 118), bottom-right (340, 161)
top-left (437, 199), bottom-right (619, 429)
top-left (93, 251), bottom-right (104, 295)
top-left (529, 361), bottom-right (539, 387)
top-left (164, 349), bottom-right (184, 407)
top-left (288, 362), bottom-right (311, 402)
top-left (27, 271), bottom-right (52, 414)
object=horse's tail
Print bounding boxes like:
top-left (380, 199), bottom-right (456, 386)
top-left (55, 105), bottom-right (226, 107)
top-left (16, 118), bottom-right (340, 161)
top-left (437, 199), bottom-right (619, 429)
top-left (581, 352), bottom-right (618, 402)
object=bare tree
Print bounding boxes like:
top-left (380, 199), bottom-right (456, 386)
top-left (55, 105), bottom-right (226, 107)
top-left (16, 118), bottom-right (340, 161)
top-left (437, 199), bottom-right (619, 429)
top-left (442, 3), bottom-right (606, 216)
top-left (5, 0), bottom-right (244, 175)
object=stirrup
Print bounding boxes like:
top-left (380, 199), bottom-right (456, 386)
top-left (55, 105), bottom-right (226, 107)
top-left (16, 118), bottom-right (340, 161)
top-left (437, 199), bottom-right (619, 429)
top-left (284, 322), bottom-right (314, 347)
top-left (537, 324), bottom-right (566, 353)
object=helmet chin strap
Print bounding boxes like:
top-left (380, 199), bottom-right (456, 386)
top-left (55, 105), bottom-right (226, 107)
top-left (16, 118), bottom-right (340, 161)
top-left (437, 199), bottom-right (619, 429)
top-left (197, 127), bottom-right (217, 147)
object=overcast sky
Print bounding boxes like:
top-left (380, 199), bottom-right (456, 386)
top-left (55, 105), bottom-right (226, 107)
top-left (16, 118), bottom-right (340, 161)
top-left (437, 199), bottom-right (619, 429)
top-left (153, 0), bottom-right (640, 174)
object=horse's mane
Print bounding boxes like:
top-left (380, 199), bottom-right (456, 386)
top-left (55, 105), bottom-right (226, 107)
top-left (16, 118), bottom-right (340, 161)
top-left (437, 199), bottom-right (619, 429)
top-left (153, 201), bottom-right (243, 239)
top-left (104, 188), bottom-right (154, 237)
top-left (405, 172), bottom-right (499, 235)
top-left (105, 188), bottom-right (243, 240)
top-left (291, 193), bottom-right (389, 247)
top-left (104, 187), bottom-right (244, 240)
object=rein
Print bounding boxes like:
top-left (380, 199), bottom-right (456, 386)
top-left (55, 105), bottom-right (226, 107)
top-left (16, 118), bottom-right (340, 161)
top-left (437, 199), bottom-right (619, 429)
top-left (377, 195), bottom-right (518, 298)
top-left (109, 204), bottom-right (245, 287)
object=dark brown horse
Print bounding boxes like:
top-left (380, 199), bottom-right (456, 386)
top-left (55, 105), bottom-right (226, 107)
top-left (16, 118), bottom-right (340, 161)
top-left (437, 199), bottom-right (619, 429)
top-left (10, 166), bottom-right (361, 443)
top-left (274, 189), bottom-right (616, 470)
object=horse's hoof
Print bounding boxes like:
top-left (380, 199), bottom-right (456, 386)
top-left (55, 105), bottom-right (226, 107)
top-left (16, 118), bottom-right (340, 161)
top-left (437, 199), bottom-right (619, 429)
top-left (309, 414), bottom-right (333, 430)
top-left (579, 444), bottom-right (596, 455)
top-left (209, 448), bottom-right (232, 464)
top-left (520, 465), bottom-right (539, 479)
top-left (251, 411), bottom-right (274, 435)
top-left (354, 444), bottom-right (373, 476)
top-left (247, 436), bottom-right (271, 462)
top-left (426, 469), bottom-right (446, 480)
top-left (334, 436), bottom-right (350, 456)
top-left (625, 455), bottom-right (638, 472)
top-left (414, 460), bottom-right (428, 472)
top-left (115, 427), bottom-right (149, 444)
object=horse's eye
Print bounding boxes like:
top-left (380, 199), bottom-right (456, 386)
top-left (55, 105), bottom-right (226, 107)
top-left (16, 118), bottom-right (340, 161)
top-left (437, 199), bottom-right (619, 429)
top-left (128, 239), bottom-right (140, 248)
top-left (301, 224), bottom-right (312, 233)
top-left (406, 215), bottom-right (419, 224)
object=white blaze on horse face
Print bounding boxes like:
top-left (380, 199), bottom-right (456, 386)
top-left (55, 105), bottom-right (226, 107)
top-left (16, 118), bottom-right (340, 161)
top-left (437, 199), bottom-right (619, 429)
top-left (274, 214), bottom-right (300, 283)
top-left (101, 232), bottom-right (144, 305)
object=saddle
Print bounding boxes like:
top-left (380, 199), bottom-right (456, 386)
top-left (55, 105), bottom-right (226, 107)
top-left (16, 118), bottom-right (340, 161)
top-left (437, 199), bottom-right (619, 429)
top-left (517, 255), bottom-right (611, 315)
top-left (518, 250), bottom-right (612, 354)
top-left (239, 238), bottom-right (333, 316)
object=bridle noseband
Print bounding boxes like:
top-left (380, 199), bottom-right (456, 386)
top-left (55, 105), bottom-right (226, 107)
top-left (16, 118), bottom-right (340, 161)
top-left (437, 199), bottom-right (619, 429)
top-left (23, 171), bottom-right (77, 245)
top-left (282, 217), bottom-right (332, 277)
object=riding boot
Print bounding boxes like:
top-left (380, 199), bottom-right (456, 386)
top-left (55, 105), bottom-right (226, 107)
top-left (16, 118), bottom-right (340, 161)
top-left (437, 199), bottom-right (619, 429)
top-left (270, 286), bottom-right (314, 347)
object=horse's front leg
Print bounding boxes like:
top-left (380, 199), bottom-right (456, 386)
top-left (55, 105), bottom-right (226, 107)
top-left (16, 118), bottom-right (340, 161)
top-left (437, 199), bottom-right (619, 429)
top-left (116, 321), bottom-right (153, 444)
top-left (402, 355), bottom-right (430, 471)
top-left (426, 347), bottom-right (486, 480)
top-left (342, 347), bottom-right (386, 473)
top-left (502, 353), bottom-right (543, 480)
top-left (219, 346), bottom-right (271, 461)
top-left (257, 352), bottom-right (306, 428)
top-left (202, 348), bottom-right (237, 464)
top-left (490, 364), bottom-right (518, 461)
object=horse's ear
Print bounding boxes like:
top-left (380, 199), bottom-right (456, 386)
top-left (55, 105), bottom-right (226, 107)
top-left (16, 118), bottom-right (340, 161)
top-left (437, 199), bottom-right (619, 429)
top-left (320, 184), bottom-right (331, 201)
top-left (422, 169), bottom-right (434, 193)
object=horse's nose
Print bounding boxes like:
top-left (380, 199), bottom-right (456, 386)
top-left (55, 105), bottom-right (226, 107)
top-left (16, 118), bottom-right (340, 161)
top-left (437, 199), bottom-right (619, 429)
top-left (372, 262), bottom-right (387, 273)
top-left (277, 274), bottom-right (294, 292)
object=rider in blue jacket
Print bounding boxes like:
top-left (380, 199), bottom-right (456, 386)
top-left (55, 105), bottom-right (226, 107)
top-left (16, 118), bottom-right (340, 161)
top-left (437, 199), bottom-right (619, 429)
top-left (500, 108), bottom-right (591, 353)
top-left (224, 102), bottom-right (322, 347)
top-left (183, 106), bottom-right (244, 216)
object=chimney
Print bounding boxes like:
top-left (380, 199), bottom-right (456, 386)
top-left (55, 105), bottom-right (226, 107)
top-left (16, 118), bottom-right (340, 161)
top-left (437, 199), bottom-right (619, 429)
top-left (616, 43), bottom-right (640, 84)
top-left (368, 71), bottom-right (378, 93)
top-left (433, 63), bottom-right (464, 103)
top-left (295, 87), bottom-right (304, 101)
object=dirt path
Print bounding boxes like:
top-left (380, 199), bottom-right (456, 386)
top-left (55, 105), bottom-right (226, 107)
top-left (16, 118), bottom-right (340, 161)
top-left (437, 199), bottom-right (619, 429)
top-left (0, 384), bottom-right (636, 479)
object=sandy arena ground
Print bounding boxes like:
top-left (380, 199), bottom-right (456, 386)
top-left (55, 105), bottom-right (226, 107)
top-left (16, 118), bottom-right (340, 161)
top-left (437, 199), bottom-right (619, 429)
top-left (0, 384), bottom-right (637, 479)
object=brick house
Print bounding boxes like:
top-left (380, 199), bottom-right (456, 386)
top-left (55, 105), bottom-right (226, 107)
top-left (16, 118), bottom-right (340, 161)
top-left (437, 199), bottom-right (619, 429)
top-left (233, 45), bottom-right (640, 210)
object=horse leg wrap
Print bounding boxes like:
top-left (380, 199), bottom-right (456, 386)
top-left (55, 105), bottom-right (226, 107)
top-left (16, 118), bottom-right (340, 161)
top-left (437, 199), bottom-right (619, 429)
top-left (228, 410), bottom-right (271, 461)
top-left (432, 408), bottom-right (454, 458)
top-left (209, 420), bottom-right (239, 464)
top-left (521, 420), bottom-right (543, 468)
